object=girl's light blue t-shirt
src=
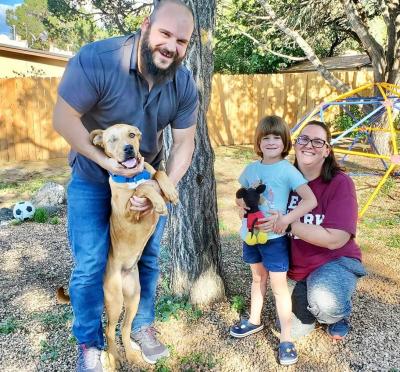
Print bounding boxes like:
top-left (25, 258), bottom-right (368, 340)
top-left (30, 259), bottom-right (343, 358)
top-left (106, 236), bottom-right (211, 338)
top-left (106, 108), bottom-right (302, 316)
top-left (238, 159), bottom-right (307, 240)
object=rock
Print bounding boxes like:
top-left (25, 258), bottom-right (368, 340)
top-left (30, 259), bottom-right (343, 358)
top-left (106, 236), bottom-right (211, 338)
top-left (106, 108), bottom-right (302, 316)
top-left (0, 207), bottom-right (13, 221)
top-left (32, 182), bottom-right (66, 207)
top-left (42, 205), bottom-right (61, 217)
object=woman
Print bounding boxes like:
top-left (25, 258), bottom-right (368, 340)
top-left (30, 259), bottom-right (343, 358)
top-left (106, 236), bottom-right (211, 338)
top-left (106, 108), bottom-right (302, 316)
top-left (265, 120), bottom-right (366, 340)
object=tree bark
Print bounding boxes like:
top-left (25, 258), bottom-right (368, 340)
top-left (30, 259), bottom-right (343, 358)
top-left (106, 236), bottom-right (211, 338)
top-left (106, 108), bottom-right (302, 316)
top-left (164, 0), bottom-right (225, 305)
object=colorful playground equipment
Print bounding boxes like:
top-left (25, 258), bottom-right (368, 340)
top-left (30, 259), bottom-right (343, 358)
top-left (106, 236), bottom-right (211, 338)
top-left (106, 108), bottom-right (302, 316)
top-left (291, 82), bottom-right (400, 218)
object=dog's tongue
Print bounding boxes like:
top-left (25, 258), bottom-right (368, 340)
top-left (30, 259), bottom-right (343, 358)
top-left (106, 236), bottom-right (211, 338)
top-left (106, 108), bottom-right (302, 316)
top-left (122, 158), bottom-right (137, 169)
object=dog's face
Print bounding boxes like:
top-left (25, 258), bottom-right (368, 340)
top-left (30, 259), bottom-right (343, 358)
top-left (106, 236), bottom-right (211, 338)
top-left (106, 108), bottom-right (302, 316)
top-left (90, 124), bottom-right (142, 169)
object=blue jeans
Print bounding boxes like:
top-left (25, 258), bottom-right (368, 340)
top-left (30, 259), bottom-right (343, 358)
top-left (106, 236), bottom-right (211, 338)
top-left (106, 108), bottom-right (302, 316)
top-left (67, 174), bottom-right (167, 348)
top-left (288, 256), bottom-right (366, 339)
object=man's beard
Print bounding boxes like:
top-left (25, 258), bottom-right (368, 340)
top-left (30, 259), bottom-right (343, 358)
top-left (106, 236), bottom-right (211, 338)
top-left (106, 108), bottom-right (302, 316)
top-left (140, 28), bottom-right (184, 85)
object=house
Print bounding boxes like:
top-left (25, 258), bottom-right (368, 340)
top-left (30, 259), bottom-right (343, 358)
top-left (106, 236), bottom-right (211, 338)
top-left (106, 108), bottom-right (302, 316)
top-left (0, 41), bottom-right (72, 78)
top-left (282, 54), bottom-right (372, 73)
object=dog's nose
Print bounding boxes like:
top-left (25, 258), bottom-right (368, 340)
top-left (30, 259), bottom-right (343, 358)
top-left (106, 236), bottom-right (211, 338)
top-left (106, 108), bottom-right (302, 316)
top-left (124, 144), bottom-right (133, 154)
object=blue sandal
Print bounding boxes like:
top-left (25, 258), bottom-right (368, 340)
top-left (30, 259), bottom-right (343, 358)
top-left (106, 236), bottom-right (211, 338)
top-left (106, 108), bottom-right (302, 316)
top-left (278, 342), bottom-right (298, 365)
top-left (229, 318), bottom-right (264, 338)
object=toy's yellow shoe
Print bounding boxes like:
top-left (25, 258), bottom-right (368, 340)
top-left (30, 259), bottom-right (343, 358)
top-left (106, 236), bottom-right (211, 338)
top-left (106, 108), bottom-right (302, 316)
top-left (257, 232), bottom-right (268, 244)
top-left (245, 232), bottom-right (257, 245)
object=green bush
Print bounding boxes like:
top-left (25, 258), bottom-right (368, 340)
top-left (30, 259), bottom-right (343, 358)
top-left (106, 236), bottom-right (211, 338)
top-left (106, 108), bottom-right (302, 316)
top-left (179, 352), bottom-right (217, 370)
top-left (156, 294), bottom-right (202, 322)
top-left (49, 216), bottom-right (60, 225)
top-left (332, 106), bottom-right (365, 138)
top-left (231, 294), bottom-right (246, 314)
top-left (33, 208), bottom-right (49, 223)
top-left (0, 318), bottom-right (19, 334)
top-left (155, 357), bottom-right (171, 372)
top-left (39, 340), bottom-right (59, 361)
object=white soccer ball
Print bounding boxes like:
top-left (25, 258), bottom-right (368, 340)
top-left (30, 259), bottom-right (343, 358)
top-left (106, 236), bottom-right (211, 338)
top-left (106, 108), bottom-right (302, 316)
top-left (13, 201), bottom-right (36, 221)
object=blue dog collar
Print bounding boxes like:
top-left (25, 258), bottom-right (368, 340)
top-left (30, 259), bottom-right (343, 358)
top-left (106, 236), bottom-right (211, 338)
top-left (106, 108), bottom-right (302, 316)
top-left (109, 170), bottom-right (151, 188)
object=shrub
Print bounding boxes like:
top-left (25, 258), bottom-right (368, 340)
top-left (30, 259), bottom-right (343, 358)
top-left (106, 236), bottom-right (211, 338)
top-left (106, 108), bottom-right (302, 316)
top-left (0, 318), bottom-right (19, 334)
top-left (10, 219), bottom-right (23, 226)
top-left (231, 294), bottom-right (246, 314)
top-left (156, 294), bottom-right (202, 322)
top-left (332, 106), bottom-right (365, 138)
top-left (33, 208), bottom-right (49, 223)
top-left (49, 216), bottom-right (60, 225)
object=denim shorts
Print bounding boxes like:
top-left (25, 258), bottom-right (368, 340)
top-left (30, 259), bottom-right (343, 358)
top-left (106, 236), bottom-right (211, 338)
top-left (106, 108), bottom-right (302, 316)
top-left (242, 235), bottom-right (289, 272)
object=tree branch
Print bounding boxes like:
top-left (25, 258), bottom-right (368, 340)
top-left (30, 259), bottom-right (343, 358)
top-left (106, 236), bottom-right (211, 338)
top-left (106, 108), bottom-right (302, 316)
top-left (258, 0), bottom-right (350, 93)
top-left (238, 29), bottom-right (308, 61)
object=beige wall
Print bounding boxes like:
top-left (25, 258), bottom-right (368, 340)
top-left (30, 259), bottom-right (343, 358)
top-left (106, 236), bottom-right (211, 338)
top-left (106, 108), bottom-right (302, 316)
top-left (0, 54), bottom-right (67, 78)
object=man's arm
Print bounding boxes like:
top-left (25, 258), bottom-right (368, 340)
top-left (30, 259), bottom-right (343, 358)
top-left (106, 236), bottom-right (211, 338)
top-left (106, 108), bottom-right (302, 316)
top-left (53, 96), bottom-right (143, 177)
top-left (166, 125), bottom-right (196, 185)
top-left (129, 125), bottom-right (196, 213)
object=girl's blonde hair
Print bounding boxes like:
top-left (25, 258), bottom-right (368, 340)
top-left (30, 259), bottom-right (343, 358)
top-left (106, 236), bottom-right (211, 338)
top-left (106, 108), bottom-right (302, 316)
top-left (254, 115), bottom-right (292, 158)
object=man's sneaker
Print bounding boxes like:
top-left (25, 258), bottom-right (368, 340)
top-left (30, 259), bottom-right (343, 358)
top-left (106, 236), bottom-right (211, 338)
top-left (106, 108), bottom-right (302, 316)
top-left (229, 318), bottom-right (264, 338)
top-left (327, 319), bottom-right (349, 340)
top-left (76, 344), bottom-right (103, 372)
top-left (130, 326), bottom-right (169, 364)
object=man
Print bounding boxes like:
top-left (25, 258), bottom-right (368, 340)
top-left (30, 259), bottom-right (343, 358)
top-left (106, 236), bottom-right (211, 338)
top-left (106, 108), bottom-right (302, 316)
top-left (53, 1), bottom-right (197, 371)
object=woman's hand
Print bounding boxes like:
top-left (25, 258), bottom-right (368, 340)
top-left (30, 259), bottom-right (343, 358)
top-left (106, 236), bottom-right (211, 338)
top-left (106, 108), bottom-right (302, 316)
top-left (272, 212), bottom-right (289, 234)
top-left (255, 211), bottom-right (278, 232)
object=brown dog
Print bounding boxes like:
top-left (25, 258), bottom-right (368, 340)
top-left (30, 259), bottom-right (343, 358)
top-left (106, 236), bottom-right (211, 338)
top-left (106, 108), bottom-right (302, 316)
top-left (58, 124), bottom-right (178, 370)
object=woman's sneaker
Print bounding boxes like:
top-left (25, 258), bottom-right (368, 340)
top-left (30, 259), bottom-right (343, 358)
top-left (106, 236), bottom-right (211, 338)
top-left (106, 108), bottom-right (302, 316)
top-left (229, 318), bottom-right (264, 338)
top-left (76, 344), bottom-right (103, 372)
top-left (327, 319), bottom-right (349, 340)
top-left (278, 342), bottom-right (298, 365)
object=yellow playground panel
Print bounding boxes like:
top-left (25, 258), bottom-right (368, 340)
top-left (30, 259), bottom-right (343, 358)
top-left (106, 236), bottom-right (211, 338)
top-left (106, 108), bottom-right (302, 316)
top-left (291, 82), bottom-right (400, 218)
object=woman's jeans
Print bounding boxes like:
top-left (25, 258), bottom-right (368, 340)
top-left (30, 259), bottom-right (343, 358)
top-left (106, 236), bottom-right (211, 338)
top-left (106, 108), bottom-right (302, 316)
top-left (288, 256), bottom-right (366, 339)
top-left (67, 174), bottom-right (167, 348)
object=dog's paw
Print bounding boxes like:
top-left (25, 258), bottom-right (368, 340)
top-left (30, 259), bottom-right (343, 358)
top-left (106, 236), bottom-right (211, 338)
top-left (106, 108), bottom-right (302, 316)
top-left (163, 186), bottom-right (179, 205)
top-left (153, 201), bottom-right (168, 215)
top-left (102, 350), bottom-right (120, 372)
top-left (125, 349), bottom-right (142, 366)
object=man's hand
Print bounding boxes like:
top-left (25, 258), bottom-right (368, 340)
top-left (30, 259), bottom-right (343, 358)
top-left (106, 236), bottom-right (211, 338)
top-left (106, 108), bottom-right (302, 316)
top-left (129, 180), bottom-right (161, 215)
top-left (129, 195), bottom-right (153, 215)
top-left (99, 156), bottom-right (145, 178)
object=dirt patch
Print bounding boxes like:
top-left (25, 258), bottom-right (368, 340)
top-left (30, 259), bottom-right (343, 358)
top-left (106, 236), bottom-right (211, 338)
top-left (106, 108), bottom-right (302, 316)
top-left (0, 159), bottom-right (70, 208)
top-left (0, 148), bottom-right (399, 371)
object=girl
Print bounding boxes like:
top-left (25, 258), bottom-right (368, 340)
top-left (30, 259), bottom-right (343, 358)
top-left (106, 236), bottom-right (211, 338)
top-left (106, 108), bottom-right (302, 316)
top-left (229, 115), bottom-right (317, 366)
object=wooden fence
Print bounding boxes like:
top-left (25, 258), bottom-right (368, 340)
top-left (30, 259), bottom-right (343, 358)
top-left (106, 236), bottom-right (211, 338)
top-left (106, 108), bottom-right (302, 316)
top-left (0, 71), bottom-right (373, 162)
top-left (208, 71), bottom-right (373, 145)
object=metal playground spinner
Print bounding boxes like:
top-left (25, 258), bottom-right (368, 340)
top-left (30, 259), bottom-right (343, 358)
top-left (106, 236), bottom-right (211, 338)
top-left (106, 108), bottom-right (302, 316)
top-left (291, 82), bottom-right (400, 218)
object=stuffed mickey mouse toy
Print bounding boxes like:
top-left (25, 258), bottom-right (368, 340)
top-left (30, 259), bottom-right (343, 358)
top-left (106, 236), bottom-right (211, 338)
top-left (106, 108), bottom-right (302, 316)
top-left (236, 184), bottom-right (268, 245)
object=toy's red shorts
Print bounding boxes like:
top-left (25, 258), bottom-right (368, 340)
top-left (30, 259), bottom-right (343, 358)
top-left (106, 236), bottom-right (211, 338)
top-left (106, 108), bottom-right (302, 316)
top-left (246, 211), bottom-right (265, 229)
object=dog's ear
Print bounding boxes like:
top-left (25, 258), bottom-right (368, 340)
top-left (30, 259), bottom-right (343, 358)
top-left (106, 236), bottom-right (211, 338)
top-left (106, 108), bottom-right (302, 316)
top-left (236, 188), bottom-right (247, 199)
top-left (89, 129), bottom-right (104, 148)
top-left (256, 184), bottom-right (266, 194)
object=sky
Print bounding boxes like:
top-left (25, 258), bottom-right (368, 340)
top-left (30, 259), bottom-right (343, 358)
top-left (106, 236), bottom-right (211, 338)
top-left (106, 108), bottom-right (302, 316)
top-left (0, 0), bottom-right (20, 36)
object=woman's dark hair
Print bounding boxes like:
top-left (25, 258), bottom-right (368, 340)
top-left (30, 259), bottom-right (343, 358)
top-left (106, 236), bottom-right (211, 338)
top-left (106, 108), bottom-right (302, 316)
top-left (294, 120), bottom-right (344, 182)
top-left (254, 115), bottom-right (292, 158)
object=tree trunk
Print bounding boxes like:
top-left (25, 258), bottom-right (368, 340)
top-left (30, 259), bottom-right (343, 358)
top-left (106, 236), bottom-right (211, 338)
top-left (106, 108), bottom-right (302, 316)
top-left (164, 0), bottom-right (225, 305)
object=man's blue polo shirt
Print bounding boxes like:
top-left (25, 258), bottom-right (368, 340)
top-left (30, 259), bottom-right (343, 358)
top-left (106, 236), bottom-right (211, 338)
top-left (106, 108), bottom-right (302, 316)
top-left (58, 31), bottom-right (199, 183)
